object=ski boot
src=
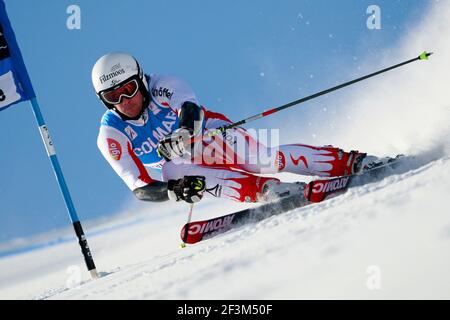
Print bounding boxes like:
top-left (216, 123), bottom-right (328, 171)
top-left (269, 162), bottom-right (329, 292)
top-left (354, 154), bottom-right (403, 174)
top-left (348, 151), bottom-right (393, 175)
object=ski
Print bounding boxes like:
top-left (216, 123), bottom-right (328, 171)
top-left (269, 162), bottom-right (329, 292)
top-left (180, 155), bottom-right (404, 245)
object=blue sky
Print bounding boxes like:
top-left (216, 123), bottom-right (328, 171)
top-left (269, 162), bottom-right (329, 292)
top-left (0, 0), bottom-right (431, 241)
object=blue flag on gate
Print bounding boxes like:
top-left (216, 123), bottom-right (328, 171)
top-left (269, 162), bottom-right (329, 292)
top-left (0, 0), bottom-right (35, 112)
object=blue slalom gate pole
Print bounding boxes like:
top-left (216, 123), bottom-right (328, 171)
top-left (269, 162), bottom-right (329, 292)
top-left (30, 98), bottom-right (98, 279)
top-left (0, 0), bottom-right (98, 279)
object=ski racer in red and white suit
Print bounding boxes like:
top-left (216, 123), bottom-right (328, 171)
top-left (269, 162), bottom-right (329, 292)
top-left (93, 53), bottom-right (366, 204)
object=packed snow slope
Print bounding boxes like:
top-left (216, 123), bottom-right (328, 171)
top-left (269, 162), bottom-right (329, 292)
top-left (1, 1), bottom-right (450, 299)
top-left (0, 153), bottom-right (449, 299)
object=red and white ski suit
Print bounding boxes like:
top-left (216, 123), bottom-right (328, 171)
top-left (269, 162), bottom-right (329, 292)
top-left (98, 74), bottom-right (359, 203)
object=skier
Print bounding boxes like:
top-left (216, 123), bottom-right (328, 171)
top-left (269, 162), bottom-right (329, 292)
top-left (93, 52), bottom-right (370, 205)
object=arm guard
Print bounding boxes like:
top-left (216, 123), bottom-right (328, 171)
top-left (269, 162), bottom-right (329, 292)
top-left (178, 101), bottom-right (204, 136)
top-left (133, 181), bottom-right (169, 202)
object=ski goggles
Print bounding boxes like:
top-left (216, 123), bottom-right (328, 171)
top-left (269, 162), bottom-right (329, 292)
top-left (100, 78), bottom-right (139, 105)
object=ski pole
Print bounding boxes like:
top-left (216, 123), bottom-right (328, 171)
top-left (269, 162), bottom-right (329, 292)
top-left (193, 51), bottom-right (433, 141)
top-left (180, 203), bottom-right (195, 248)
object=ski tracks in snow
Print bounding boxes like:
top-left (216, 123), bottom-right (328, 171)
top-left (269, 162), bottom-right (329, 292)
top-left (38, 155), bottom-right (449, 299)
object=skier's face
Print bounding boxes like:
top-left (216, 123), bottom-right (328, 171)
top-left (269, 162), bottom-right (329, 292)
top-left (114, 90), bottom-right (144, 118)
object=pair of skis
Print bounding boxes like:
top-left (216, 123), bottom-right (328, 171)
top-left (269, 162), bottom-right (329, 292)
top-left (180, 155), bottom-right (403, 245)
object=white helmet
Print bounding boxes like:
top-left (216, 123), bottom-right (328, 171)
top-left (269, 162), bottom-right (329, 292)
top-left (91, 52), bottom-right (149, 113)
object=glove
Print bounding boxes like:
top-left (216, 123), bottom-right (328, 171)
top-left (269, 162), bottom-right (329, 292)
top-left (157, 128), bottom-right (192, 161)
top-left (167, 176), bottom-right (206, 203)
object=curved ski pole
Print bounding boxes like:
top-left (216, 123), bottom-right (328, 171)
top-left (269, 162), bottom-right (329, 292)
top-left (188, 51), bottom-right (433, 144)
top-left (180, 203), bottom-right (195, 248)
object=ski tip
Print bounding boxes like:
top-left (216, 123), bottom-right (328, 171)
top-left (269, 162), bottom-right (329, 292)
top-left (180, 242), bottom-right (187, 248)
top-left (419, 51), bottom-right (433, 60)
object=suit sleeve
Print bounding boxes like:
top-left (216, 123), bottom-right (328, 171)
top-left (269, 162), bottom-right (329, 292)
top-left (150, 75), bottom-right (206, 136)
top-left (97, 125), bottom-right (154, 190)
